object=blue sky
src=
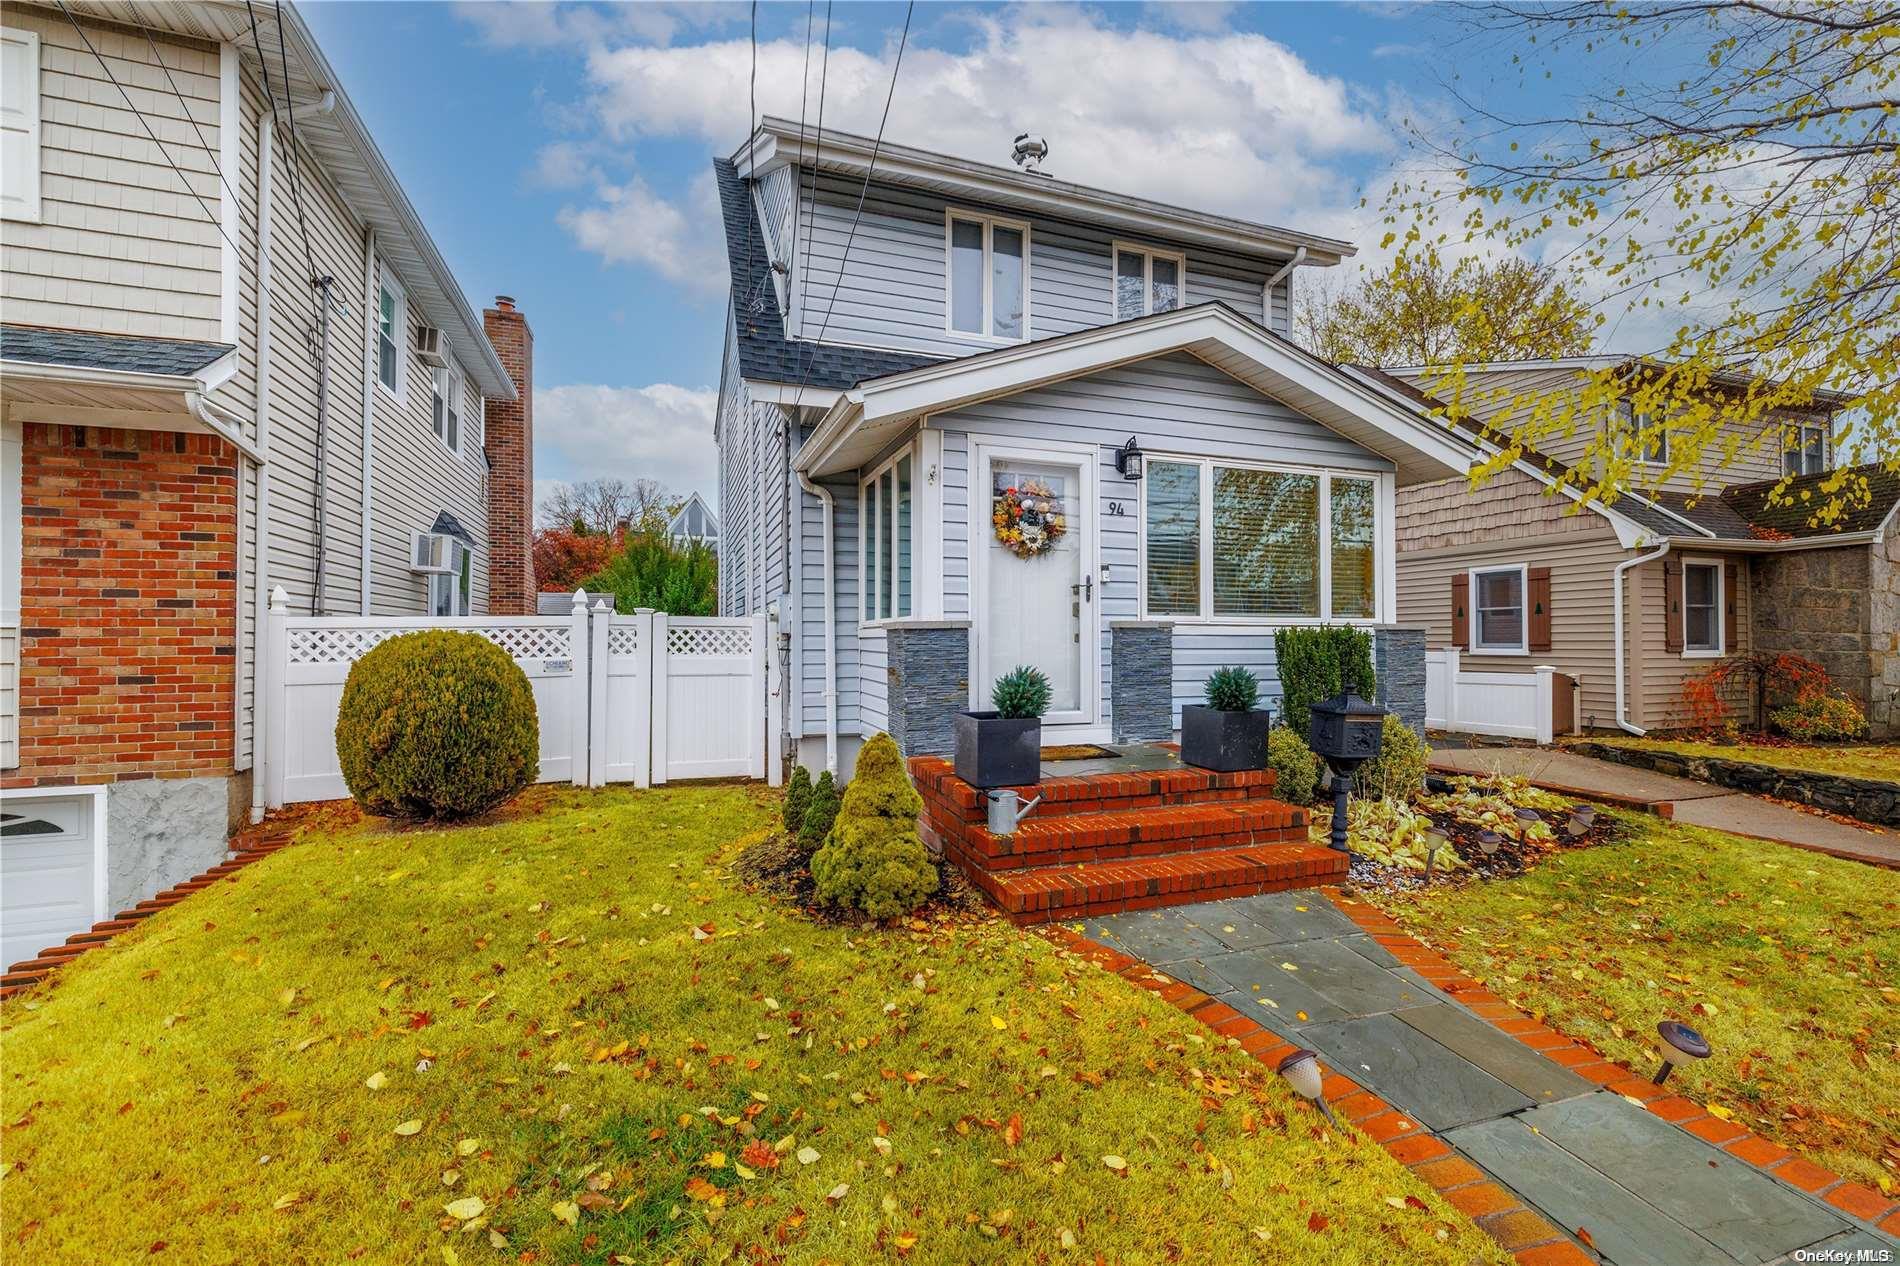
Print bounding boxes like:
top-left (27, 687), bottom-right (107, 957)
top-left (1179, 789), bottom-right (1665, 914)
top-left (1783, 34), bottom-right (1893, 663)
top-left (300, 1), bottom-right (1562, 508)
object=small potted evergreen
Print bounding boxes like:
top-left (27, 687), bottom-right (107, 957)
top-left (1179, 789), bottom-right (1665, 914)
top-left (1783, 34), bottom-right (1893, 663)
top-left (1182, 666), bottom-right (1272, 772)
top-left (954, 665), bottom-right (1050, 788)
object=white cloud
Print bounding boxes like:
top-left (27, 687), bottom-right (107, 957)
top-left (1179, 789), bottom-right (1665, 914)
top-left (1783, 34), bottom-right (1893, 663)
top-left (555, 170), bottom-right (726, 295)
top-left (535, 382), bottom-right (720, 498)
top-left (457, 2), bottom-right (743, 50)
top-left (1142, 2), bottom-right (1240, 34)
top-left (528, 140), bottom-right (596, 189)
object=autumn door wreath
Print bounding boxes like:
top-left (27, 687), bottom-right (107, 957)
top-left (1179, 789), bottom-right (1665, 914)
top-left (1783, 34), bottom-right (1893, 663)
top-left (992, 478), bottom-right (1068, 559)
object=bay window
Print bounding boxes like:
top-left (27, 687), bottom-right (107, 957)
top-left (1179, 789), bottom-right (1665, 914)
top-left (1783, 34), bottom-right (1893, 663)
top-left (1142, 457), bottom-right (1382, 621)
top-left (860, 447), bottom-right (915, 623)
top-left (429, 538), bottom-right (472, 617)
top-left (947, 211), bottom-right (1029, 341)
top-left (1113, 244), bottom-right (1185, 321)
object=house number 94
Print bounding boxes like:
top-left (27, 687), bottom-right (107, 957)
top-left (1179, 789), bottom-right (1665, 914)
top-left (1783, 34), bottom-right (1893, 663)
top-left (1105, 501), bottom-right (1129, 516)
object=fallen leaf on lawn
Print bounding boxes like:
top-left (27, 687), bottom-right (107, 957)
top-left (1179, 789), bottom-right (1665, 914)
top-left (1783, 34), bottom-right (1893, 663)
top-left (440, 1246), bottom-right (458, 1266)
top-left (363, 1070), bottom-right (388, 1091)
top-left (1251, 1227), bottom-right (1272, 1243)
top-left (1705, 1103), bottom-right (1734, 1121)
top-left (486, 1230), bottom-right (508, 1250)
top-left (441, 1169), bottom-right (460, 1187)
top-left (872, 1136), bottom-right (893, 1156)
top-left (272, 1192), bottom-right (303, 1211)
top-left (1307, 1212), bottom-right (1329, 1233)
top-left (1102, 1155), bottom-right (1127, 1173)
top-left (1003, 1114), bottom-right (1024, 1148)
top-left (892, 1231), bottom-right (920, 1254)
top-left (444, 1197), bottom-right (484, 1221)
top-left (576, 1192), bottom-right (612, 1212)
top-left (551, 1199), bottom-right (580, 1225)
top-left (990, 1016), bottom-right (1007, 1030)
top-left (825, 1183), bottom-right (849, 1206)
top-left (456, 1137), bottom-right (480, 1156)
top-left (393, 1119), bottom-right (423, 1137)
top-left (796, 1146), bottom-right (820, 1165)
top-left (1384, 1196), bottom-right (1408, 1210)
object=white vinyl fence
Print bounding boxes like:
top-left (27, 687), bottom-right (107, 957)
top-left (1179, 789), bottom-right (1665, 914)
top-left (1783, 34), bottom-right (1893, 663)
top-left (1425, 648), bottom-right (1557, 744)
top-left (262, 590), bottom-right (780, 808)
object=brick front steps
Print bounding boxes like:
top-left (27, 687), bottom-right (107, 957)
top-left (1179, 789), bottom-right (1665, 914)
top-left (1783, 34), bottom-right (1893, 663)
top-left (0, 820), bottom-right (300, 1002)
top-left (910, 755), bottom-right (1341, 924)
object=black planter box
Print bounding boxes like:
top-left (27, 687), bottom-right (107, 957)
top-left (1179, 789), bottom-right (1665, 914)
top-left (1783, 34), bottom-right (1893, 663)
top-left (1181, 705), bottom-right (1271, 772)
top-left (954, 711), bottom-right (1042, 788)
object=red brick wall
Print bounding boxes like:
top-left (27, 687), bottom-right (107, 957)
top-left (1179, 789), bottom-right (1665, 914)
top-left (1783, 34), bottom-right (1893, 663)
top-left (2, 425), bottom-right (237, 788)
top-left (482, 297), bottom-right (535, 614)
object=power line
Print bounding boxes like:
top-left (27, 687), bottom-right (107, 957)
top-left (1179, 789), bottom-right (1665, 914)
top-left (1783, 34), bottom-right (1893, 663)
top-left (787, 0), bottom-right (814, 297)
top-left (272, 0), bottom-right (322, 292)
top-left (140, 25), bottom-right (241, 216)
top-left (792, 1), bottom-right (912, 405)
top-left (55, 0), bottom-right (241, 259)
top-left (745, 0), bottom-right (758, 314)
top-left (789, 0), bottom-right (833, 403)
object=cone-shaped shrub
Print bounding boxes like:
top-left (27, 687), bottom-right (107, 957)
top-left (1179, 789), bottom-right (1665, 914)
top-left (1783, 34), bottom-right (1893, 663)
top-left (335, 630), bottom-right (538, 820)
top-left (812, 733), bottom-right (938, 919)
top-left (784, 765), bottom-right (813, 834)
top-left (798, 770), bottom-right (839, 852)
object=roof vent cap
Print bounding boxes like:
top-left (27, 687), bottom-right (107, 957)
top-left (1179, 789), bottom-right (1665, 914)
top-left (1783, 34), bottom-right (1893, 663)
top-left (1011, 133), bottom-right (1049, 175)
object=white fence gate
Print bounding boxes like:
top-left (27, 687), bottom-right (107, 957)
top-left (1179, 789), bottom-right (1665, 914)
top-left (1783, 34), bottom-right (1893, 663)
top-left (264, 591), bottom-right (779, 808)
top-left (1425, 648), bottom-right (1557, 744)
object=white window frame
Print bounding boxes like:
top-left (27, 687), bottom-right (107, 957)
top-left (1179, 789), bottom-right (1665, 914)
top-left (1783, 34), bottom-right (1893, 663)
top-left (1469, 563), bottom-right (1530, 655)
top-left (1627, 403), bottom-right (1668, 466)
top-left (427, 538), bottom-right (472, 617)
top-left (1134, 452), bottom-right (1389, 626)
top-left (2, 26), bottom-right (42, 224)
top-left (1784, 420), bottom-right (1829, 476)
top-left (857, 441), bottom-right (923, 627)
top-left (1110, 241), bottom-right (1187, 321)
top-left (943, 208), bottom-right (1032, 344)
top-left (1681, 557), bottom-right (1724, 658)
top-left (431, 360), bottom-right (463, 456)
top-left (376, 265), bottom-right (406, 403)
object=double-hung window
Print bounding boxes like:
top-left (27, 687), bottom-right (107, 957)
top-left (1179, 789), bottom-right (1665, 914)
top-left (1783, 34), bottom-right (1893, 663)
top-left (1784, 421), bottom-right (1829, 476)
top-left (859, 446), bottom-right (915, 623)
top-left (1470, 565), bottom-right (1527, 653)
top-left (1112, 243), bottom-right (1184, 321)
top-left (432, 362), bottom-right (462, 454)
top-left (428, 538), bottom-right (472, 617)
top-left (1142, 457), bottom-right (1381, 621)
top-left (1682, 560), bottom-right (1722, 655)
top-left (947, 211), bottom-right (1029, 341)
top-left (1628, 404), bottom-right (1668, 465)
top-left (376, 267), bottom-right (404, 398)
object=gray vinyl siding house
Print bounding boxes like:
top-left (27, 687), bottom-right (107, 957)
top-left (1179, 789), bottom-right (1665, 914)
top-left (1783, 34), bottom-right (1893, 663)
top-left (715, 120), bottom-right (1475, 777)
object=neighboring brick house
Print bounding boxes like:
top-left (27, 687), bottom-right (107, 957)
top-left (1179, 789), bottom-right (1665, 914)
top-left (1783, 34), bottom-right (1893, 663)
top-left (1371, 359), bottom-right (1896, 737)
top-left (0, 1), bottom-right (533, 969)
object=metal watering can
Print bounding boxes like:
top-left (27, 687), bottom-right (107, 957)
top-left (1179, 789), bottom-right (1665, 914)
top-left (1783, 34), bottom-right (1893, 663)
top-left (985, 790), bottom-right (1043, 836)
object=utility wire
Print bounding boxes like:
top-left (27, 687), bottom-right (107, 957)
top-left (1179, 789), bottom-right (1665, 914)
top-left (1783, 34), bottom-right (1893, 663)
top-left (272, 0), bottom-right (322, 292)
top-left (745, 0), bottom-right (758, 313)
top-left (55, 1), bottom-right (242, 259)
top-left (789, 1), bottom-right (833, 404)
top-left (140, 25), bottom-right (241, 217)
top-left (792, 0), bottom-right (911, 406)
top-left (787, 0), bottom-right (814, 302)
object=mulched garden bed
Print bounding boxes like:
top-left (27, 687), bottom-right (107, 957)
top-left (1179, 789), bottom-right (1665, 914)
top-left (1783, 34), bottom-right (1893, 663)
top-left (732, 832), bottom-right (989, 925)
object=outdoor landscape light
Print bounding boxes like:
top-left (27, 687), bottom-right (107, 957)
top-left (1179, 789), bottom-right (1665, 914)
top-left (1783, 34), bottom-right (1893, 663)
top-left (1515, 807), bottom-right (1542, 827)
top-left (1276, 1049), bottom-right (1336, 1123)
top-left (1477, 830), bottom-right (1502, 856)
top-left (1423, 829), bottom-right (1449, 882)
top-left (1652, 1020), bottom-right (1712, 1083)
top-left (1566, 804), bottom-right (1597, 837)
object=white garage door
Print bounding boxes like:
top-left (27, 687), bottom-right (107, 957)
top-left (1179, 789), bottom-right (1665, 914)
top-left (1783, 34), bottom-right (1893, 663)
top-left (1, 795), bottom-right (102, 970)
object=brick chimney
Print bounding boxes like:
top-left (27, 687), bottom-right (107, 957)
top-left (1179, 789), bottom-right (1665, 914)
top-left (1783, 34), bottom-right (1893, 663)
top-left (483, 295), bottom-right (535, 614)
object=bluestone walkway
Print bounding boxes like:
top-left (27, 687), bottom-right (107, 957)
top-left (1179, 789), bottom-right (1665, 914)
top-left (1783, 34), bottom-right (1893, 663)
top-left (1083, 891), bottom-right (1899, 1266)
top-left (1430, 745), bottom-right (1900, 869)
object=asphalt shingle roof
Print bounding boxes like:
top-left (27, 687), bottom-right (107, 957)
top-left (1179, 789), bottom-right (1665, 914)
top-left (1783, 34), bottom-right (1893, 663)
top-left (1719, 463), bottom-right (1900, 539)
top-left (1, 324), bottom-right (234, 377)
top-left (713, 158), bottom-right (941, 392)
top-left (1647, 490), bottom-right (1759, 540)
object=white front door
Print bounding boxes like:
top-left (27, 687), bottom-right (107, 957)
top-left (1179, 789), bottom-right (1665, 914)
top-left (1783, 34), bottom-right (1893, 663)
top-left (973, 445), bottom-right (1098, 730)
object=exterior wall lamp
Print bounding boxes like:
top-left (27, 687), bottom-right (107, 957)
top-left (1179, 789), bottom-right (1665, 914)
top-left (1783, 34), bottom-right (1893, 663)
top-left (1115, 436), bottom-right (1144, 481)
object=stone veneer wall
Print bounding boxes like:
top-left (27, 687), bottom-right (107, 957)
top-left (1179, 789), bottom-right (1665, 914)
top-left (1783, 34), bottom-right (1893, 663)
top-left (1569, 741), bottom-right (1900, 829)
top-left (1751, 545), bottom-right (1893, 737)
top-left (1109, 622), bottom-right (1173, 742)
top-left (1374, 627), bottom-right (1428, 737)
top-left (882, 622), bottom-right (971, 757)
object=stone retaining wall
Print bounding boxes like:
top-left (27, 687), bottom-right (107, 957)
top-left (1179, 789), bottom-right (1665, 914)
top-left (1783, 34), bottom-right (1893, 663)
top-left (1569, 741), bottom-right (1900, 828)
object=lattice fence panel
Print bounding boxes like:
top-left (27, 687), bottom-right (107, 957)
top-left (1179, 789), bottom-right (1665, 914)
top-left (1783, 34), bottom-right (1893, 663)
top-left (608, 625), bottom-right (642, 658)
top-left (288, 624), bottom-right (570, 666)
top-left (667, 625), bottom-right (751, 658)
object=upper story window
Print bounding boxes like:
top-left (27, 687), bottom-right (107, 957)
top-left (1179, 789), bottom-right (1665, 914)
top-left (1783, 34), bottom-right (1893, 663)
top-left (1627, 404), bottom-right (1668, 466)
top-left (946, 210), bottom-right (1029, 341)
top-left (376, 267), bottom-right (405, 399)
top-left (860, 445), bottom-right (915, 623)
top-left (1113, 243), bottom-right (1184, 321)
top-left (2, 27), bottom-right (42, 224)
top-left (1784, 420), bottom-right (1829, 476)
top-left (1142, 456), bottom-right (1381, 622)
top-left (431, 362), bottom-right (462, 454)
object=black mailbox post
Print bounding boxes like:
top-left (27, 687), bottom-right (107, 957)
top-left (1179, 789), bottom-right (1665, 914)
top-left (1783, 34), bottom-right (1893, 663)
top-left (1307, 675), bottom-right (1387, 859)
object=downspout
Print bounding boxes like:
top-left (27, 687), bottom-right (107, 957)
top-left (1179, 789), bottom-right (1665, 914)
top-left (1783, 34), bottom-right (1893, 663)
top-left (1263, 246), bottom-right (1308, 325)
top-left (795, 468), bottom-right (838, 775)
top-left (1613, 540), bottom-right (1670, 735)
top-left (358, 226), bottom-right (376, 614)
top-left (249, 111), bottom-right (276, 825)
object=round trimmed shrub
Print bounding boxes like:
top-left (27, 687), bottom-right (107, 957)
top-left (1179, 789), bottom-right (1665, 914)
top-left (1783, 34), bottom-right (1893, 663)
top-left (1769, 692), bottom-right (1867, 741)
top-left (1267, 726), bottom-right (1324, 806)
top-left (812, 733), bottom-right (938, 919)
top-left (335, 630), bottom-right (539, 820)
top-left (1354, 714), bottom-right (1429, 801)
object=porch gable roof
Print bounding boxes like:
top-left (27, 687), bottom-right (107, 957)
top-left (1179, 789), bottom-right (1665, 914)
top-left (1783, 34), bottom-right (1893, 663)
top-left (792, 303), bottom-right (1478, 484)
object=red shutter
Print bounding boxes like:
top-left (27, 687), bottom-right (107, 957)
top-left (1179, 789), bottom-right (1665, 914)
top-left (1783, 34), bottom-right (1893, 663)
top-left (1663, 558), bottom-right (1684, 654)
top-left (1724, 562), bottom-right (1739, 652)
top-left (1528, 567), bottom-right (1553, 653)
top-left (1451, 572), bottom-right (1469, 650)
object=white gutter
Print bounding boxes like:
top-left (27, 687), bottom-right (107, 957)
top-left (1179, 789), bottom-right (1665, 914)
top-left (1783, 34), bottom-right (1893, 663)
top-left (249, 112), bottom-right (276, 825)
top-left (359, 226), bottom-right (377, 615)
top-left (185, 392), bottom-right (267, 465)
top-left (1613, 540), bottom-right (1671, 735)
top-left (1263, 246), bottom-right (1307, 297)
top-left (795, 469), bottom-right (839, 774)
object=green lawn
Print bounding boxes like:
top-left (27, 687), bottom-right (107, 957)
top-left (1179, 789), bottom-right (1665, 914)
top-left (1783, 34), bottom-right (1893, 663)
top-left (1365, 812), bottom-right (1900, 1191)
top-left (1574, 735), bottom-right (1900, 783)
top-left (1, 785), bottom-right (1502, 1265)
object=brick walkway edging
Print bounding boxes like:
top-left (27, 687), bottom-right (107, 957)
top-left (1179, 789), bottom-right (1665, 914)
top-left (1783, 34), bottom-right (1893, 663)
top-left (0, 822), bottom-right (298, 1001)
top-left (1041, 890), bottom-right (1900, 1265)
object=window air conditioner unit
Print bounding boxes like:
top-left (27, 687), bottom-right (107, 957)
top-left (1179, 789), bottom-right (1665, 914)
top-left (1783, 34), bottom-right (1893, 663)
top-left (409, 531), bottom-right (452, 573)
top-left (414, 325), bottom-right (449, 368)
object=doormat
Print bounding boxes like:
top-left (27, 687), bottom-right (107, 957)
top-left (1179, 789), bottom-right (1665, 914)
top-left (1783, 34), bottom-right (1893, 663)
top-left (1040, 744), bottom-right (1119, 761)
